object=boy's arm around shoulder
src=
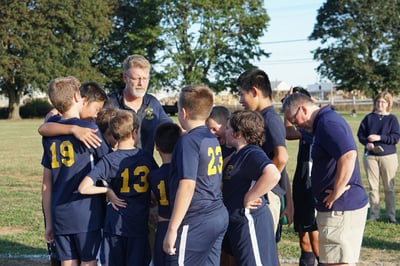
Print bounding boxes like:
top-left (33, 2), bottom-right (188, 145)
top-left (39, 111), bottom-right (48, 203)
top-left (38, 122), bottom-right (102, 149)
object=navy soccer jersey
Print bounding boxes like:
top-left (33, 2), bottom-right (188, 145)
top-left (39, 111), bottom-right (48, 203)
top-left (222, 144), bottom-right (279, 266)
top-left (222, 145), bottom-right (235, 159)
top-left (87, 148), bottom-right (158, 237)
top-left (41, 118), bottom-right (109, 234)
top-left (260, 106), bottom-right (287, 196)
top-left (148, 163), bottom-right (172, 219)
top-left (311, 106), bottom-right (368, 212)
top-left (223, 144), bottom-right (272, 213)
top-left (169, 125), bottom-right (225, 223)
top-left (107, 91), bottom-right (172, 154)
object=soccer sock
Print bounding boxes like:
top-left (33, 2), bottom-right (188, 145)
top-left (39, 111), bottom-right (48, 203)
top-left (299, 250), bottom-right (316, 266)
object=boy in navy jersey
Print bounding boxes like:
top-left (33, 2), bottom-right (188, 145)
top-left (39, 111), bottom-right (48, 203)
top-left (148, 122), bottom-right (181, 266)
top-left (222, 110), bottom-right (280, 266)
top-left (95, 107), bottom-right (118, 151)
top-left (38, 81), bottom-right (108, 149)
top-left (41, 77), bottom-right (109, 266)
top-left (236, 69), bottom-right (292, 243)
top-left (40, 81), bottom-right (109, 266)
top-left (206, 106), bottom-right (235, 160)
top-left (163, 85), bottom-right (228, 265)
top-left (79, 109), bottom-right (159, 266)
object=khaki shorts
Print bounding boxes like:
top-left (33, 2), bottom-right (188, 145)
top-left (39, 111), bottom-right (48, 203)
top-left (316, 204), bottom-right (368, 264)
top-left (267, 191), bottom-right (281, 234)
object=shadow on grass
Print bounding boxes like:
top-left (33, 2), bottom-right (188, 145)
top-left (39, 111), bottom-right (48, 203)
top-left (362, 236), bottom-right (400, 251)
top-left (0, 238), bottom-right (47, 256)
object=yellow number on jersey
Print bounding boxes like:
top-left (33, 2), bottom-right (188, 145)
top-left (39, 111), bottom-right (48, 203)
top-left (50, 141), bottom-right (75, 168)
top-left (120, 166), bottom-right (150, 193)
top-left (157, 180), bottom-right (169, 206)
top-left (207, 146), bottom-right (223, 175)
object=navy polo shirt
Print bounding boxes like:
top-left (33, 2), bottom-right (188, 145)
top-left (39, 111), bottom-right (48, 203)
top-left (311, 106), bottom-right (368, 212)
top-left (107, 90), bottom-right (172, 154)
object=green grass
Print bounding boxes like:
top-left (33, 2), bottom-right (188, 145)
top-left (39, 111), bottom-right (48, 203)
top-left (0, 113), bottom-right (399, 263)
top-left (0, 119), bottom-right (45, 255)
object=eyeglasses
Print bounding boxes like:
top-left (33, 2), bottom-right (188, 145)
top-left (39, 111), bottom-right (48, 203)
top-left (125, 73), bottom-right (149, 82)
top-left (290, 106), bottom-right (301, 125)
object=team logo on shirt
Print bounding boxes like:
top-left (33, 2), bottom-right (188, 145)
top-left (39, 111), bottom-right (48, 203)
top-left (144, 107), bottom-right (154, 120)
top-left (223, 164), bottom-right (234, 180)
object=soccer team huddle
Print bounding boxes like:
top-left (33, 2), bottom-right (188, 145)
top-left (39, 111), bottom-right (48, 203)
top-left (41, 54), bottom-right (382, 266)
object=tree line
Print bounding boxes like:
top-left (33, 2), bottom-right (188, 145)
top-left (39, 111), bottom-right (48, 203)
top-left (1, 0), bottom-right (399, 119)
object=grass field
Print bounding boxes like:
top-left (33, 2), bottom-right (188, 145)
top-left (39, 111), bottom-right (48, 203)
top-left (0, 111), bottom-right (399, 264)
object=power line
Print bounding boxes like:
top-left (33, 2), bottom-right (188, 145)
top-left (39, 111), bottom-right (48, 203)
top-left (260, 39), bottom-right (312, 44)
top-left (260, 58), bottom-right (316, 65)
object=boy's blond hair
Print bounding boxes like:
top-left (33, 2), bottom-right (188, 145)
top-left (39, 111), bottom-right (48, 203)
top-left (123, 54), bottom-right (151, 72)
top-left (109, 109), bottom-right (140, 141)
top-left (179, 85), bottom-right (214, 120)
top-left (48, 76), bottom-right (81, 114)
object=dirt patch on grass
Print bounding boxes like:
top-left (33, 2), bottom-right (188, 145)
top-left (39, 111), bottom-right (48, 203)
top-left (0, 226), bottom-right (29, 236)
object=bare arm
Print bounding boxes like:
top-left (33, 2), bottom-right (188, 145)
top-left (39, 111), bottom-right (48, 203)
top-left (78, 176), bottom-right (109, 195)
top-left (163, 179), bottom-right (196, 255)
top-left (38, 122), bottom-right (102, 149)
top-left (272, 145), bottom-right (288, 173)
top-left (244, 164), bottom-right (280, 208)
top-left (282, 174), bottom-right (294, 225)
top-left (284, 118), bottom-right (302, 140)
top-left (78, 176), bottom-right (126, 208)
top-left (323, 150), bottom-right (355, 209)
top-left (42, 167), bottom-right (53, 243)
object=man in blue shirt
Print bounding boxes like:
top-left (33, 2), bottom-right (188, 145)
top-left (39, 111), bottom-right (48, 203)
top-left (106, 54), bottom-right (172, 155)
top-left (282, 93), bottom-right (368, 266)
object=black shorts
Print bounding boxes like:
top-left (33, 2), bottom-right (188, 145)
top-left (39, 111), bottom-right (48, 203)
top-left (292, 168), bottom-right (318, 233)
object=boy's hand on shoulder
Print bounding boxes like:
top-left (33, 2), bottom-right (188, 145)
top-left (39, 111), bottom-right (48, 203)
top-left (71, 126), bottom-right (102, 148)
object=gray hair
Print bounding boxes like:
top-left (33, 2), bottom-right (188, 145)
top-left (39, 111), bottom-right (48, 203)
top-left (282, 93), bottom-right (313, 112)
top-left (123, 54), bottom-right (151, 72)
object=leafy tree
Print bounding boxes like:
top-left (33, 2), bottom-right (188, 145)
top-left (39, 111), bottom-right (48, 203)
top-left (0, 0), bottom-right (115, 119)
top-left (156, 0), bottom-right (269, 92)
top-left (95, 0), bottom-right (165, 92)
top-left (309, 0), bottom-right (400, 97)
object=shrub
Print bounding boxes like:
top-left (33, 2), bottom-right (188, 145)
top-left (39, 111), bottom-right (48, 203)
top-left (0, 108), bottom-right (8, 119)
top-left (20, 99), bottom-right (52, 118)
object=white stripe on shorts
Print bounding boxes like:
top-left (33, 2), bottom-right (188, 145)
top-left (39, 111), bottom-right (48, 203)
top-left (178, 224), bottom-right (189, 266)
top-left (244, 208), bottom-right (262, 266)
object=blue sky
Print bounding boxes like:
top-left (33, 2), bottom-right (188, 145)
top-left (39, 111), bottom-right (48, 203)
top-left (253, 0), bottom-right (326, 87)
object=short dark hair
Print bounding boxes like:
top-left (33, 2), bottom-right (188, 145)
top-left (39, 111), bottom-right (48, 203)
top-left (208, 106), bottom-right (231, 125)
top-left (281, 86), bottom-right (311, 103)
top-left (292, 86), bottom-right (311, 98)
top-left (80, 82), bottom-right (108, 104)
top-left (236, 69), bottom-right (272, 99)
top-left (154, 122), bottom-right (181, 153)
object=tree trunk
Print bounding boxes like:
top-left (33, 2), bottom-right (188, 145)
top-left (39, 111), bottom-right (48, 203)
top-left (7, 88), bottom-right (21, 120)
